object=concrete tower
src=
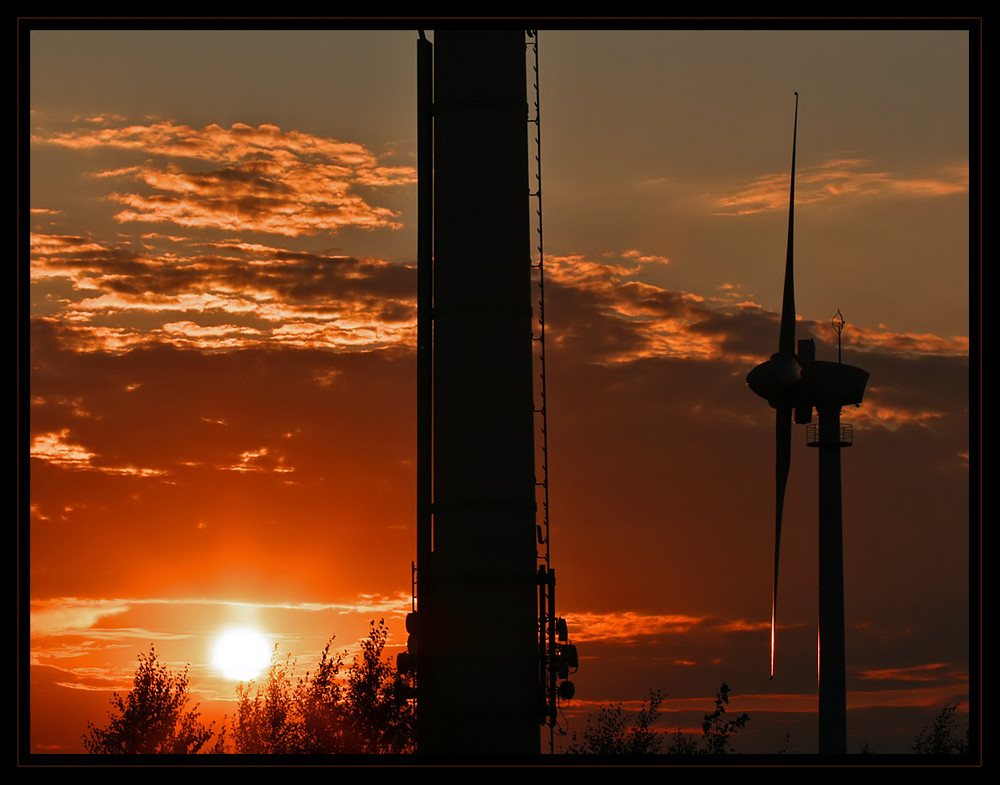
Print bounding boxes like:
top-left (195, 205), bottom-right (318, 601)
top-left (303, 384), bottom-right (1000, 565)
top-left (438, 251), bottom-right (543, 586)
top-left (414, 29), bottom-right (540, 755)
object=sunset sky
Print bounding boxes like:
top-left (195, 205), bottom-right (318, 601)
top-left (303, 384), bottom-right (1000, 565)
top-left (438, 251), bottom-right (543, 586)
top-left (24, 23), bottom-right (975, 758)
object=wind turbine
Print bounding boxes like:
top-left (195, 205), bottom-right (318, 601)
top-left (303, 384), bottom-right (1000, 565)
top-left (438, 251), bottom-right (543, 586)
top-left (746, 93), bottom-right (870, 754)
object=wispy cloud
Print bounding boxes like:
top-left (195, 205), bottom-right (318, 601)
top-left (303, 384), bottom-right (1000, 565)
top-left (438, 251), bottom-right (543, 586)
top-left (30, 594), bottom-right (412, 639)
top-left (35, 120), bottom-right (414, 236)
top-left (545, 253), bottom-right (732, 364)
top-left (30, 597), bottom-right (136, 637)
top-left (565, 610), bottom-right (766, 644)
top-left (545, 252), bottom-right (967, 371)
top-left (856, 662), bottom-right (965, 684)
top-left (847, 325), bottom-right (969, 357)
top-left (30, 230), bottom-right (416, 354)
top-left (30, 429), bottom-right (168, 476)
top-left (30, 593), bottom-right (414, 700)
top-left (713, 158), bottom-right (969, 216)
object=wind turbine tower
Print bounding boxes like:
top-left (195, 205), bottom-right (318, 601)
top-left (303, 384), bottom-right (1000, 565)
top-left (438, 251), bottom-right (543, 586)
top-left (746, 94), bottom-right (870, 755)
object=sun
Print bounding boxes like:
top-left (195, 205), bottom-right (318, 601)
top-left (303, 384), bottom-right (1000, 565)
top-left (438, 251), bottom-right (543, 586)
top-left (212, 627), bottom-right (272, 681)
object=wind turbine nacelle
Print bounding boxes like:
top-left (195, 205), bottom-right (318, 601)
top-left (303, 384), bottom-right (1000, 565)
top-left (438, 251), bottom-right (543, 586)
top-left (746, 352), bottom-right (801, 404)
top-left (799, 360), bottom-right (870, 409)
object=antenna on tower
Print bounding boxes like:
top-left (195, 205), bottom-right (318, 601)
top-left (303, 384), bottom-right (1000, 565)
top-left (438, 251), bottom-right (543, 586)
top-left (833, 309), bottom-right (845, 363)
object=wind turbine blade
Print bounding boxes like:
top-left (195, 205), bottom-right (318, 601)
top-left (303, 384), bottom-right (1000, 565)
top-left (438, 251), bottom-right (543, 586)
top-left (771, 403), bottom-right (792, 679)
top-left (778, 93), bottom-right (799, 357)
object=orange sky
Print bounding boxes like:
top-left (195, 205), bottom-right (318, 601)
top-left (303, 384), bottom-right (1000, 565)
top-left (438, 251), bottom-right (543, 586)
top-left (23, 24), bottom-right (976, 758)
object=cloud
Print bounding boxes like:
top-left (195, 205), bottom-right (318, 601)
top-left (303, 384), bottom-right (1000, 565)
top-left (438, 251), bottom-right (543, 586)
top-left (544, 252), bottom-right (967, 377)
top-left (29, 430), bottom-right (98, 469)
top-left (35, 120), bottom-right (414, 237)
top-left (30, 231), bottom-right (416, 354)
top-left (846, 326), bottom-right (969, 357)
top-left (31, 595), bottom-right (412, 639)
top-left (544, 253), bottom-right (733, 364)
top-left (565, 610), bottom-right (767, 644)
top-left (30, 598), bottom-right (135, 638)
top-left (29, 427), bottom-right (172, 477)
top-left (855, 662), bottom-right (964, 684)
top-left (713, 158), bottom-right (969, 216)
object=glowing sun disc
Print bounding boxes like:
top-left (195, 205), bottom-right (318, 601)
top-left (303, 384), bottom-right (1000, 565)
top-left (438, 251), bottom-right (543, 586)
top-left (213, 628), bottom-right (271, 681)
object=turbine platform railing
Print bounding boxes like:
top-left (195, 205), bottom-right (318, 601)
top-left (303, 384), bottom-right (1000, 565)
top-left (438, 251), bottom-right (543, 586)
top-left (806, 423), bottom-right (854, 447)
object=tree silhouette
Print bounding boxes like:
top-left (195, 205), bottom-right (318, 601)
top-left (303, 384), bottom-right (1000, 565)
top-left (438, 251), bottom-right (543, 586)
top-left (566, 688), bottom-right (665, 754)
top-left (229, 650), bottom-right (304, 754)
top-left (664, 726), bottom-right (701, 754)
top-left (912, 704), bottom-right (970, 755)
top-left (294, 640), bottom-right (349, 753)
top-left (566, 683), bottom-right (749, 755)
top-left (698, 682), bottom-right (749, 755)
top-left (227, 619), bottom-right (413, 754)
top-left (84, 621), bottom-right (413, 755)
top-left (341, 619), bottom-right (413, 753)
top-left (82, 645), bottom-right (214, 754)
